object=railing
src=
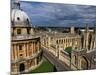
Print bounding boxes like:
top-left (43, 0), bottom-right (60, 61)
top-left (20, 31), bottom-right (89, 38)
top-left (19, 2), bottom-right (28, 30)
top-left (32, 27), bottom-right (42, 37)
top-left (12, 35), bottom-right (39, 40)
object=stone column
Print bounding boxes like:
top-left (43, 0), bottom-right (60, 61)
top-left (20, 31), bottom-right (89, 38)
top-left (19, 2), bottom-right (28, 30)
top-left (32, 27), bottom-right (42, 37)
top-left (33, 42), bottom-right (34, 54)
top-left (24, 43), bottom-right (26, 57)
top-left (34, 42), bottom-right (36, 53)
top-left (93, 41), bottom-right (96, 49)
top-left (25, 43), bottom-right (27, 57)
top-left (16, 44), bottom-right (18, 60)
top-left (11, 45), bottom-right (14, 60)
top-left (14, 44), bottom-right (17, 60)
top-left (37, 42), bottom-right (39, 52)
top-left (27, 43), bottom-right (29, 57)
top-left (31, 42), bottom-right (34, 55)
top-left (39, 41), bottom-right (41, 51)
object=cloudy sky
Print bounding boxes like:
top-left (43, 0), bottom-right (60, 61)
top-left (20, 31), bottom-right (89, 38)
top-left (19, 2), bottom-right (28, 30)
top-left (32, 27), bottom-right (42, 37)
top-left (19, 1), bottom-right (96, 27)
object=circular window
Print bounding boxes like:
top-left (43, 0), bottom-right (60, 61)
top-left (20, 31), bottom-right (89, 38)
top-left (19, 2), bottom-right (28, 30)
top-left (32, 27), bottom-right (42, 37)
top-left (17, 17), bottom-right (20, 20)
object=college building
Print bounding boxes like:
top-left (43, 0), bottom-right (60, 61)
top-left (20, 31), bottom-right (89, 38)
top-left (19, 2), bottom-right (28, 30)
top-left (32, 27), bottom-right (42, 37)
top-left (11, 0), bottom-right (42, 74)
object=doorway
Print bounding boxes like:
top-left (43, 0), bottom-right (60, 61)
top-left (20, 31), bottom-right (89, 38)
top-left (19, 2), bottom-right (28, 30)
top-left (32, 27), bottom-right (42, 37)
top-left (19, 63), bottom-right (25, 72)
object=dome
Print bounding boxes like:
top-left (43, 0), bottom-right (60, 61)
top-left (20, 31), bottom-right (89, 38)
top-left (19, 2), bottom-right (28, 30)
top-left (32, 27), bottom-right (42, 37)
top-left (11, 9), bottom-right (31, 26)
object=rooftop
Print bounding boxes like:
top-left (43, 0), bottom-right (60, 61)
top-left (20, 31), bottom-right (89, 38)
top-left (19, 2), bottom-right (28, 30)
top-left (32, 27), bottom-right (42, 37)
top-left (45, 32), bottom-right (81, 39)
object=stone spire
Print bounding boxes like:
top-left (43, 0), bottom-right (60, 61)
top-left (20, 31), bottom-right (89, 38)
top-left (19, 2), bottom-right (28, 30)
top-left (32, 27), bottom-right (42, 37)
top-left (85, 24), bottom-right (89, 33)
top-left (84, 24), bottom-right (89, 50)
top-left (70, 25), bottom-right (75, 34)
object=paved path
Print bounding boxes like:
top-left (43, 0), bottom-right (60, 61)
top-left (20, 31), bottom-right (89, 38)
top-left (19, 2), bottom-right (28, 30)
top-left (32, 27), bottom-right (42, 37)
top-left (42, 47), bottom-right (71, 71)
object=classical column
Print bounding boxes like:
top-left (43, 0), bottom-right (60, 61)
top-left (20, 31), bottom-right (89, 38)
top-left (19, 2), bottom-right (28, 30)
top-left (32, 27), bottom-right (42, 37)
top-left (34, 42), bottom-right (36, 53)
top-left (25, 43), bottom-right (27, 57)
top-left (39, 41), bottom-right (41, 51)
top-left (16, 44), bottom-right (18, 60)
top-left (24, 43), bottom-right (26, 57)
top-left (12, 44), bottom-right (14, 60)
top-left (14, 44), bottom-right (17, 60)
top-left (33, 41), bottom-right (35, 53)
top-left (31, 42), bottom-right (34, 56)
top-left (37, 42), bottom-right (39, 52)
top-left (33, 42), bottom-right (34, 54)
top-left (27, 43), bottom-right (29, 57)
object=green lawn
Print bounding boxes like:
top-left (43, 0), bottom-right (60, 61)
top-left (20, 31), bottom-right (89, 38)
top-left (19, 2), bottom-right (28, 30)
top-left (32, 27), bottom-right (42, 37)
top-left (65, 47), bottom-right (72, 57)
top-left (29, 59), bottom-right (55, 73)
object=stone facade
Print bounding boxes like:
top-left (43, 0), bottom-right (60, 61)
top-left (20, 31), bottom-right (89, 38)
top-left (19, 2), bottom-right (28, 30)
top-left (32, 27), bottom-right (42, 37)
top-left (11, 0), bottom-right (42, 74)
top-left (71, 49), bottom-right (96, 70)
top-left (41, 25), bottom-right (96, 70)
top-left (81, 25), bottom-right (96, 50)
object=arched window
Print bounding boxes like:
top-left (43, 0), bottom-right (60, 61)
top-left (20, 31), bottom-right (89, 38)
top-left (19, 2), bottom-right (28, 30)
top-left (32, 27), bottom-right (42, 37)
top-left (19, 63), bottom-right (25, 72)
top-left (17, 29), bottom-right (21, 34)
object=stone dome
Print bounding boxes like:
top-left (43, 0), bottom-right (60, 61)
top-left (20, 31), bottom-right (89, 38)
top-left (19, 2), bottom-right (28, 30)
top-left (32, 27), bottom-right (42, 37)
top-left (11, 9), bottom-right (31, 26)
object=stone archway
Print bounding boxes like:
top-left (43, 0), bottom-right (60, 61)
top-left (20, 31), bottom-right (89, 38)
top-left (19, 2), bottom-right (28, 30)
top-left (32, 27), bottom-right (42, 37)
top-left (19, 63), bottom-right (25, 72)
top-left (81, 56), bottom-right (89, 70)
